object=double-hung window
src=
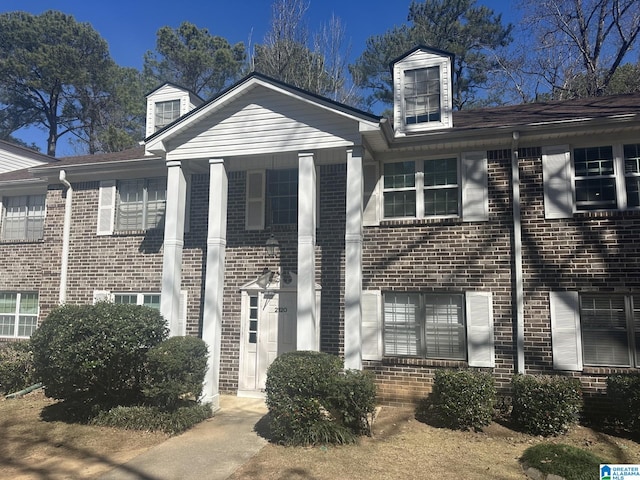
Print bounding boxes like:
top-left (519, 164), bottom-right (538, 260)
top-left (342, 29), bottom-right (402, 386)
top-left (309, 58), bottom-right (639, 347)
top-left (155, 100), bottom-right (180, 131)
top-left (266, 169), bottom-right (298, 225)
top-left (383, 158), bottom-right (459, 219)
top-left (115, 178), bottom-right (166, 231)
top-left (384, 292), bottom-right (466, 360)
top-left (1, 195), bottom-right (45, 241)
top-left (570, 143), bottom-right (640, 212)
top-left (0, 292), bottom-right (38, 338)
top-left (114, 293), bottom-right (161, 310)
top-left (580, 294), bottom-right (639, 367)
top-left (404, 67), bottom-right (441, 125)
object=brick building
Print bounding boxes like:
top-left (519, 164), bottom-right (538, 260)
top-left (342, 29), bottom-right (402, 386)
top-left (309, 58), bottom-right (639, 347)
top-left (2, 46), bottom-right (640, 408)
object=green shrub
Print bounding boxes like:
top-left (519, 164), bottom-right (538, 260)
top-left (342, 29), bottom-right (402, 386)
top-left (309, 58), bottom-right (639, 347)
top-left (31, 302), bottom-right (167, 406)
top-left (143, 336), bottom-right (208, 410)
top-left (429, 369), bottom-right (496, 430)
top-left (521, 443), bottom-right (605, 480)
top-left (91, 403), bottom-right (212, 435)
top-left (0, 341), bottom-right (37, 395)
top-left (607, 373), bottom-right (640, 433)
top-left (265, 351), bottom-right (376, 446)
top-left (511, 374), bottom-right (582, 436)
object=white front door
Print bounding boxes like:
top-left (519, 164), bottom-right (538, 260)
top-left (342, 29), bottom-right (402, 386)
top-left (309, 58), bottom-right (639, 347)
top-left (239, 290), bottom-right (296, 393)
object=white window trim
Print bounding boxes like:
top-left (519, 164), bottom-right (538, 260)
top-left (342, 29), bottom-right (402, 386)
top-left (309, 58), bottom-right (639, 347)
top-left (382, 155), bottom-right (462, 221)
top-left (0, 292), bottom-right (39, 339)
top-left (0, 193), bottom-right (47, 242)
top-left (397, 57), bottom-right (451, 133)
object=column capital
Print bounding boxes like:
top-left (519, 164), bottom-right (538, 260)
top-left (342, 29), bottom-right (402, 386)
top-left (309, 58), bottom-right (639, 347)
top-left (209, 158), bottom-right (225, 165)
top-left (166, 160), bottom-right (182, 168)
top-left (298, 151), bottom-right (315, 159)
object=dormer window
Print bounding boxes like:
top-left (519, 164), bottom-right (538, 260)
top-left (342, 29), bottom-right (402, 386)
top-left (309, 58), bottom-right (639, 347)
top-left (155, 100), bottom-right (180, 131)
top-left (404, 66), bottom-right (441, 125)
top-left (392, 46), bottom-right (454, 135)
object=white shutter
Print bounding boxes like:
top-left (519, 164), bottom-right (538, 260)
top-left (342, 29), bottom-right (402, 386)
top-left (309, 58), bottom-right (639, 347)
top-left (542, 145), bottom-right (573, 219)
top-left (176, 290), bottom-right (188, 336)
top-left (0, 197), bottom-right (4, 236)
top-left (245, 170), bottom-right (265, 230)
top-left (363, 163), bottom-right (380, 226)
top-left (549, 291), bottom-right (583, 371)
top-left (97, 180), bottom-right (116, 235)
top-left (466, 291), bottom-right (495, 367)
top-left (184, 174), bottom-right (191, 233)
top-left (461, 151), bottom-right (489, 222)
top-left (362, 290), bottom-right (382, 360)
top-left (93, 290), bottom-right (112, 304)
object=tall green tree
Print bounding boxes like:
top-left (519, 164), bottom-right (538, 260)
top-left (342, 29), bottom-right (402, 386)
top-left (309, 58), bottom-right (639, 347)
top-left (70, 65), bottom-right (145, 154)
top-left (143, 21), bottom-right (245, 98)
top-left (0, 10), bottom-right (115, 156)
top-left (350, 0), bottom-right (513, 111)
top-left (517, 0), bottom-right (640, 99)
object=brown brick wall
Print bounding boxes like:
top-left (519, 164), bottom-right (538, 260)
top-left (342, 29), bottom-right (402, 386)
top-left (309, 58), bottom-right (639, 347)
top-left (362, 149), bottom-right (516, 403)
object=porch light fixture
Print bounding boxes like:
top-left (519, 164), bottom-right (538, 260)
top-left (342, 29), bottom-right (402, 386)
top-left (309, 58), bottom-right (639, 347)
top-left (266, 234), bottom-right (280, 257)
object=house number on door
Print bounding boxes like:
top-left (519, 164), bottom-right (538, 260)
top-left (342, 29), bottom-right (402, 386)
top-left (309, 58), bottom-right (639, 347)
top-left (275, 307), bottom-right (288, 312)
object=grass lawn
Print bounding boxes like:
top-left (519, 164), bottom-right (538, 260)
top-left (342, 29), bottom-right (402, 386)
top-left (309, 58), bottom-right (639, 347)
top-left (2, 390), bottom-right (640, 480)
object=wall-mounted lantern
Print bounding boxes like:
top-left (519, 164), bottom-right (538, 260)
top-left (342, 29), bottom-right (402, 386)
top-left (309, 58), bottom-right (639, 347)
top-left (266, 234), bottom-right (280, 257)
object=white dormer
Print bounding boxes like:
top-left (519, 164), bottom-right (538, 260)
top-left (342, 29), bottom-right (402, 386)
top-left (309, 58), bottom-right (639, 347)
top-left (391, 46), bottom-right (454, 135)
top-left (145, 83), bottom-right (204, 138)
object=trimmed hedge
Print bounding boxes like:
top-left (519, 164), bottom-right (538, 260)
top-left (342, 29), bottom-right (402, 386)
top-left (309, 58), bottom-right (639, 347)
top-left (143, 336), bottom-right (208, 409)
top-left (429, 369), bottom-right (496, 430)
top-left (607, 373), bottom-right (640, 433)
top-left (31, 302), bottom-right (168, 406)
top-left (0, 341), bottom-right (37, 395)
top-left (511, 374), bottom-right (582, 436)
top-left (265, 351), bottom-right (376, 446)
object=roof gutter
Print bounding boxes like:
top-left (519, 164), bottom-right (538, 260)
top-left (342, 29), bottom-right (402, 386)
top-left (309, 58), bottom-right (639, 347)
top-left (511, 132), bottom-right (525, 374)
top-left (58, 170), bottom-right (73, 305)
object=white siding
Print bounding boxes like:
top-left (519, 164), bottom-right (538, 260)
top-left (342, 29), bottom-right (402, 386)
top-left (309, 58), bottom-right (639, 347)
top-left (166, 87), bottom-right (361, 159)
top-left (0, 145), bottom-right (50, 174)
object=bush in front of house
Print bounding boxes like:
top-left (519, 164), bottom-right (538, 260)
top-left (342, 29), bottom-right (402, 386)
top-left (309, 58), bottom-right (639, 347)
top-left (606, 373), bottom-right (640, 433)
top-left (428, 369), bottom-right (496, 430)
top-left (265, 351), bottom-right (377, 446)
top-left (90, 403), bottom-right (213, 435)
top-left (511, 374), bottom-right (582, 436)
top-left (0, 341), bottom-right (37, 395)
top-left (31, 302), bottom-right (168, 406)
top-left (143, 335), bottom-right (208, 410)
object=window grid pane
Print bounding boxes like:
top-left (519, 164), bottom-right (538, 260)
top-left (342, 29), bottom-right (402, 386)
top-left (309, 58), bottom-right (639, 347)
top-left (574, 146), bottom-right (617, 210)
top-left (143, 295), bottom-right (161, 310)
top-left (116, 178), bottom-right (166, 231)
top-left (634, 296), bottom-right (640, 367)
top-left (404, 67), bottom-right (441, 125)
top-left (2, 195), bottom-right (45, 241)
top-left (384, 162), bottom-right (416, 218)
top-left (581, 295), bottom-right (630, 366)
top-left (424, 158), bottom-right (459, 216)
top-left (384, 293), bottom-right (421, 356)
top-left (114, 294), bottom-right (138, 305)
top-left (624, 144), bottom-right (640, 208)
top-left (424, 294), bottom-right (465, 360)
top-left (267, 169), bottom-right (298, 225)
top-left (0, 292), bottom-right (38, 338)
top-left (155, 100), bottom-right (180, 130)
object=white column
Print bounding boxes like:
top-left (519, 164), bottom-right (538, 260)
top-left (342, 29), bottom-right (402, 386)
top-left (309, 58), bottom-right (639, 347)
top-left (297, 152), bottom-right (317, 351)
top-left (344, 147), bottom-right (363, 370)
top-left (201, 158), bottom-right (228, 411)
top-left (161, 160), bottom-right (187, 336)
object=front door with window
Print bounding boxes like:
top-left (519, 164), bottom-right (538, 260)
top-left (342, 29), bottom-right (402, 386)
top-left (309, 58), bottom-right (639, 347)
top-left (238, 289), bottom-right (297, 394)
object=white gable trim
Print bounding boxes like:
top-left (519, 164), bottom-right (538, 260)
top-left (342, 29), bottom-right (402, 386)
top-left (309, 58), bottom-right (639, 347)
top-left (145, 76), bottom-right (379, 154)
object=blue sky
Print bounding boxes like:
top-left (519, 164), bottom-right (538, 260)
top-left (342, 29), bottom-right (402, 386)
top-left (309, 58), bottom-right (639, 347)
top-left (1, 0), bottom-right (520, 155)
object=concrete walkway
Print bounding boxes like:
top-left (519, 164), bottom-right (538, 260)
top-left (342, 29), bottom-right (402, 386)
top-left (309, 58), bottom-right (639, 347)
top-left (98, 395), bottom-right (268, 480)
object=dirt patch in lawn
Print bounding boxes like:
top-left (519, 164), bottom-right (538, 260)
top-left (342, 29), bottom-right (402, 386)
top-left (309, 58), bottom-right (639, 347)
top-left (2, 391), bottom-right (640, 480)
top-left (0, 390), bottom-right (167, 480)
top-left (230, 406), bottom-right (640, 480)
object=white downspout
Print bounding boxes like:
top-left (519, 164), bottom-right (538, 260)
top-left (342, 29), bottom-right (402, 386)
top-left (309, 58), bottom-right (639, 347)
top-left (58, 170), bottom-right (73, 305)
top-left (511, 132), bottom-right (525, 374)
